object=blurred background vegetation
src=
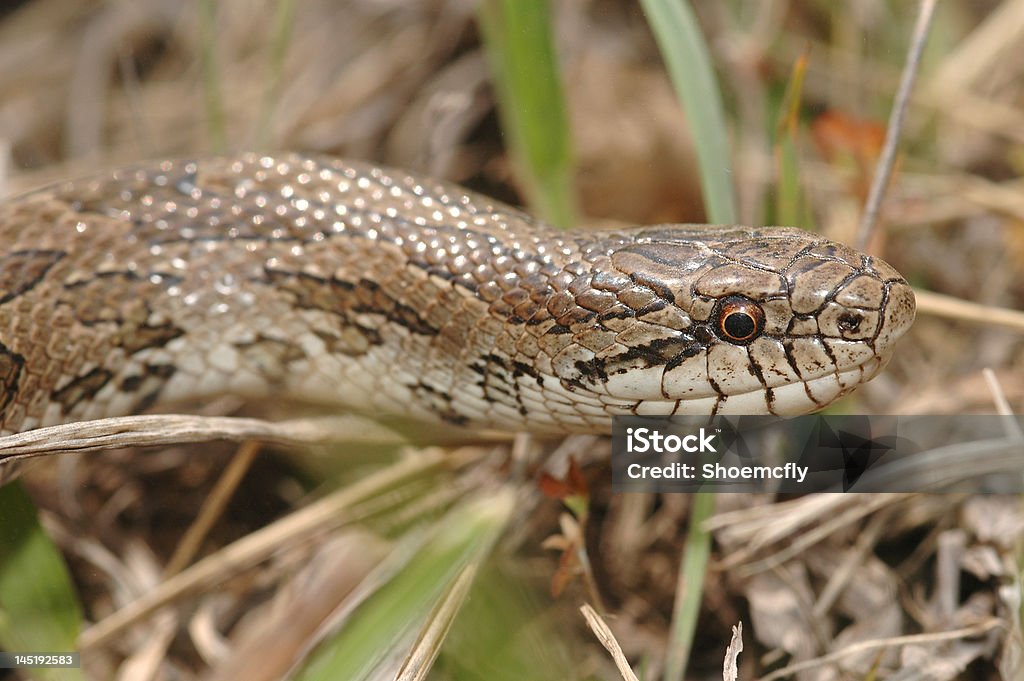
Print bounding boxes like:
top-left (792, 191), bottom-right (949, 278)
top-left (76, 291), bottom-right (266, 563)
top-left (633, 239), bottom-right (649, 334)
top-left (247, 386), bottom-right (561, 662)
top-left (0, 0), bottom-right (1022, 679)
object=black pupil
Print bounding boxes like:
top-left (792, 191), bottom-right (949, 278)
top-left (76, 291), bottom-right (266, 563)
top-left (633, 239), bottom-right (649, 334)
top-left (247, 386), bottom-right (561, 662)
top-left (724, 312), bottom-right (755, 339)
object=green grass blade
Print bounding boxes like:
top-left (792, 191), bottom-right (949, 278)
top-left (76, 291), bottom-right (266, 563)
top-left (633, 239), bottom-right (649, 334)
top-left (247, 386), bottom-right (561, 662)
top-left (254, 0), bottom-right (297, 149)
top-left (775, 137), bottom-right (808, 228)
top-left (640, 0), bottom-right (737, 224)
top-left (774, 51), bottom-right (812, 228)
top-left (393, 563), bottom-right (478, 681)
top-left (0, 482), bottom-right (84, 681)
top-left (662, 491), bottom-right (714, 681)
top-left (292, 490), bottom-right (515, 681)
top-left (477, 0), bottom-right (576, 228)
top-left (437, 564), bottom-right (574, 681)
top-left (198, 0), bottom-right (227, 152)
top-left (637, 6), bottom-right (732, 677)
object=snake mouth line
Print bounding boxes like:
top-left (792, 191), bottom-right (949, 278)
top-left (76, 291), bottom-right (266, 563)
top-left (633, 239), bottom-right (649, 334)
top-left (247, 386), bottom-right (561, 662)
top-left (747, 352), bottom-right (891, 416)
top-left (617, 352), bottom-right (891, 418)
top-left (772, 354), bottom-right (889, 415)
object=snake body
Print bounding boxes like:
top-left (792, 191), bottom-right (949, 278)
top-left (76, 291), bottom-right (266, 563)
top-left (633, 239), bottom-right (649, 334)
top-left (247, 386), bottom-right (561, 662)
top-left (0, 153), bottom-right (915, 435)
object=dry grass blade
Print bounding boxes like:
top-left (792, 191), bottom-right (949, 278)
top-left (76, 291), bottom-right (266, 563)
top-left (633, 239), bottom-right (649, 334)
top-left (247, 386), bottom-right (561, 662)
top-left (205, 531), bottom-right (390, 681)
top-left (0, 413), bottom-right (406, 466)
top-left (857, 0), bottom-right (937, 250)
top-left (394, 564), bottom-right (478, 681)
top-left (77, 448), bottom-right (455, 651)
top-left (715, 438), bottom-right (1024, 571)
top-left (163, 440), bottom-right (261, 577)
top-left (848, 438), bottom-right (1024, 491)
top-left (710, 494), bottom-right (911, 573)
top-left (580, 603), bottom-right (639, 681)
top-left (755, 619), bottom-right (1002, 681)
top-left (723, 622), bottom-right (742, 681)
top-left (1000, 579), bottom-right (1024, 680)
top-left (0, 139), bottom-right (8, 195)
top-left (913, 289), bottom-right (1024, 333)
top-left (982, 368), bottom-right (1016, 418)
top-left (927, 0), bottom-right (1024, 95)
top-left (811, 511), bottom-right (889, 619)
top-left (981, 371), bottom-right (1023, 466)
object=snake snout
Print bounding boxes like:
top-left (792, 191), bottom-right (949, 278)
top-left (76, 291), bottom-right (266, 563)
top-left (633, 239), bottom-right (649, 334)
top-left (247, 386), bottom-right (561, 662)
top-left (815, 273), bottom-right (916, 347)
top-left (875, 280), bottom-right (916, 353)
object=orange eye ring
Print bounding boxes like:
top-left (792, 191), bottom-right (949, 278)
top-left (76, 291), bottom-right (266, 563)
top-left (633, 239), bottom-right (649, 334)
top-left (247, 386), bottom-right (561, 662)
top-left (714, 296), bottom-right (765, 344)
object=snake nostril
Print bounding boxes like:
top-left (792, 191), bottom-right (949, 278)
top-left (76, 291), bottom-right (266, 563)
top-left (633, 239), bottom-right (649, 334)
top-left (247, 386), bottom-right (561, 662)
top-left (837, 312), bottom-right (862, 333)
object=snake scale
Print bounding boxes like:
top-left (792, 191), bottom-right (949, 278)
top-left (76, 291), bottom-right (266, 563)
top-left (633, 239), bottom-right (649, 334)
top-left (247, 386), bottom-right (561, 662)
top-left (0, 153), bottom-right (915, 438)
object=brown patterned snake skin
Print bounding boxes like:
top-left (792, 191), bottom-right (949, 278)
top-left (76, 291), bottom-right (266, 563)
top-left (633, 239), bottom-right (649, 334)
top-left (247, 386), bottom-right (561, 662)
top-left (0, 153), bottom-right (915, 437)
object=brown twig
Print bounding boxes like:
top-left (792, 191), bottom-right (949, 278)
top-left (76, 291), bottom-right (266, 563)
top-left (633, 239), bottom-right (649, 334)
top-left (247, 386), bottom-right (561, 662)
top-left (857, 0), bottom-right (937, 250)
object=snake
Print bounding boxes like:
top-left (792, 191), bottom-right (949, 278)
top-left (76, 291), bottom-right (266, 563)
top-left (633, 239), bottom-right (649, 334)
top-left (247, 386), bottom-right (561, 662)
top-left (0, 152), bottom-right (915, 438)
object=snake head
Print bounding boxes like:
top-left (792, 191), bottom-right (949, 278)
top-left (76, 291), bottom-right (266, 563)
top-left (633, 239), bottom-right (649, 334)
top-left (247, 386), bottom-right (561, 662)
top-left (557, 225), bottom-right (916, 417)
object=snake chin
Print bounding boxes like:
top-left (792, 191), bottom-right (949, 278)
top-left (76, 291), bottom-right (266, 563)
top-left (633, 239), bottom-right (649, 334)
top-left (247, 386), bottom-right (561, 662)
top-left (767, 353), bottom-right (890, 416)
top-left (620, 350), bottom-right (894, 419)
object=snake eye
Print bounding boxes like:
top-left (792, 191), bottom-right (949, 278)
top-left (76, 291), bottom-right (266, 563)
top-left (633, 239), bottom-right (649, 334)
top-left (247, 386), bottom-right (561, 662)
top-left (714, 296), bottom-right (765, 344)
